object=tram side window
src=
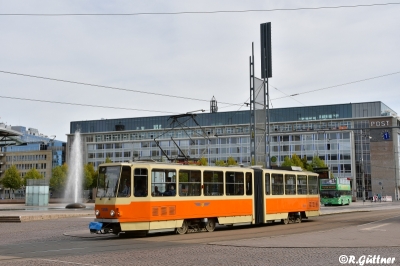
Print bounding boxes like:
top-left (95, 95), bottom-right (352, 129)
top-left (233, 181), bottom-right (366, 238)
top-left (308, 175), bottom-right (319, 194)
top-left (118, 166), bottom-right (132, 197)
top-left (271, 174), bottom-right (284, 195)
top-left (151, 169), bottom-right (176, 197)
top-left (133, 168), bottom-right (148, 197)
top-left (179, 170), bottom-right (201, 196)
top-left (265, 173), bottom-right (271, 195)
top-left (297, 175), bottom-right (307, 195)
top-left (204, 171), bottom-right (223, 196)
top-left (285, 174), bottom-right (296, 195)
top-left (225, 171), bottom-right (244, 195)
top-left (246, 172), bottom-right (252, 195)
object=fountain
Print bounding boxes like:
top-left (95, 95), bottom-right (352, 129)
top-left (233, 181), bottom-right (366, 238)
top-left (65, 130), bottom-right (86, 209)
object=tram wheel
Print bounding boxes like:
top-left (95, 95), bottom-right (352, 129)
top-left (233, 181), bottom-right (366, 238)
top-left (296, 217), bottom-right (302, 223)
top-left (176, 220), bottom-right (189, 235)
top-left (205, 219), bottom-right (216, 232)
top-left (281, 218), bottom-right (289, 225)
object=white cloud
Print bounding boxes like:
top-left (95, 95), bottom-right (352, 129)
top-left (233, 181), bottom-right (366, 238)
top-left (0, 0), bottom-right (399, 141)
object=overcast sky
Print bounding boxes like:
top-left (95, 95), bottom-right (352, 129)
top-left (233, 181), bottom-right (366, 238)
top-left (1, 0), bottom-right (399, 142)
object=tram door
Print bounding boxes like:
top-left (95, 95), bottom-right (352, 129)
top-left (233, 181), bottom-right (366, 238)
top-left (253, 169), bottom-right (264, 224)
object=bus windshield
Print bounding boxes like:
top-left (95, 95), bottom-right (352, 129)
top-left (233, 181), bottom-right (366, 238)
top-left (96, 166), bottom-right (121, 198)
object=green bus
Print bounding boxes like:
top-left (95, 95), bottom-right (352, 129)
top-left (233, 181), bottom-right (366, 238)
top-left (320, 178), bottom-right (352, 206)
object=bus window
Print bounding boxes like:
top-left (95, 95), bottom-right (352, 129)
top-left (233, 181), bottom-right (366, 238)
top-left (151, 169), bottom-right (176, 197)
top-left (225, 171), bottom-right (244, 195)
top-left (297, 175), bottom-right (307, 194)
top-left (204, 171), bottom-right (223, 196)
top-left (179, 170), bottom-right (201, 196)
top-left (272, 173), bottom-right (284, 195)
top-left (308, 175), bottom-right (318, 194)
top-left (134, 168), bottom-right (148, 197)
top-left (265, 173), bottom-right (271, 195)
top-left (285, 174), bottom-right (296, 195)
top-left (246, 172), bottom-right (252, 195)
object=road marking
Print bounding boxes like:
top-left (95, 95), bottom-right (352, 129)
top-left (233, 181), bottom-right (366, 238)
top-left (357, 214), bottom-right (400, 227)
top-left (360, 223), bottom-right (390, 231)
top-left (41, 259), bottom-right (99, 265)
top-left (30, 247), bottom-right (85, 253)
top-left (0, 256), bottom-right (20, 261)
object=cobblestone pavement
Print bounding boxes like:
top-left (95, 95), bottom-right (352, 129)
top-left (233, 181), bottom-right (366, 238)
top-left (1, 215), bottom-right (399, 266)
top-left (1, 246), bottom-right (399, 266)
top-left (0, 202), bottom-right (399, 266)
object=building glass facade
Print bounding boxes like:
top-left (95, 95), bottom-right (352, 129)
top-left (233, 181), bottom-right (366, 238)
top-left (0, 125), bottom-right (66, 198)
top-left (69, 101), bottom-right (400, 200)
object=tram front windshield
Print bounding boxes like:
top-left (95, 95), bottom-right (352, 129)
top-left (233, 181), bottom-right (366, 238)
top-left (96, 166), bottom-right (121, 198)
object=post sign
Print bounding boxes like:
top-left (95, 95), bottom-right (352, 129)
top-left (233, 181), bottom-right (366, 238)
top-left (369, 119), bottom-right (391, 128)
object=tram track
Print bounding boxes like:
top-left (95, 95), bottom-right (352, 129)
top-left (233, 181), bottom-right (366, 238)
top-left (132, 209), bottom-right (400, 244)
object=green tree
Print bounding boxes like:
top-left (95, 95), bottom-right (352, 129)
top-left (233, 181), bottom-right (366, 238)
top-left (1, 165), bottom-right (22, 198)
top-left (310, 156), bottom-right (328, 169)
top-left (226, 157), bottom-right (238, 166)
top-left (89, 165), bottom-right (99, 188)
top-left (214, 160), bottom-right (226, 166)
top-left (291, 153), bottom-right (304, 168)
top-left (281, 153), bottom-right (304, 169)
top-left (281, 156), bottom-right (293, 167)
top-left (302, 156), bottom-right (312, 171)
top-left (83, 163), bottom-right (96, 190)
top-left (105, 157), bottom-right (113, 163)
top-left (197, 157), bottom-right (208, 166)
top-left (23, 168), bottom-right (43, 186)
top-left (50, 163), bottom-right (68, 193)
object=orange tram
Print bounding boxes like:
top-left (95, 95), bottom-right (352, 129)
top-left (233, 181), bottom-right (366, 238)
top-left (89, 161), bottom-right (320, 235)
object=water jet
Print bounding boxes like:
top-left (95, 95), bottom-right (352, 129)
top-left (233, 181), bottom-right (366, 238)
top-left (65, 130), bottom-right (86, 209)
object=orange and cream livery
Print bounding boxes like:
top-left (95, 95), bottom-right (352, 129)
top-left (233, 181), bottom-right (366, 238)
top-left (89, 161), bottom-right (320, 235)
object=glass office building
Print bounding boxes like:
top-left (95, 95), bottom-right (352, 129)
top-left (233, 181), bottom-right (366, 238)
top-left (69, 101), bottom-right (400, 200)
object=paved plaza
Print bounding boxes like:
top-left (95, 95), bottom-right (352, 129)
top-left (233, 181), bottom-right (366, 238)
top-left (0, 201), bottom-right (399, 266)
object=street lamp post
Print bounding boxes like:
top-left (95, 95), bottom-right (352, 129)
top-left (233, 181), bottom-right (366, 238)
top-left (360, 130), bottom-right (365, 202)
top-left (395, 151), bottom-right (399, 201)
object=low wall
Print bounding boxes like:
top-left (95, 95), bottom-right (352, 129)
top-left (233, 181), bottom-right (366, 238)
top-left (0, 198), bottom-right (81, 204)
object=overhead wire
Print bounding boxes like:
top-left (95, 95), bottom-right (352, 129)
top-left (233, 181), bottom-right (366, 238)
top-left (0, 95), bottom-right (175, 114)
top-left (270, 85), bottom-right (306, 106)
top-left (272, 71), bottom-right (400, 101)
top-left (0, 70), bottom-right (242, 107)
top-left (1, 70), bottom-right (399, 113)
top-left (0, 2), bottom-right (399, 16)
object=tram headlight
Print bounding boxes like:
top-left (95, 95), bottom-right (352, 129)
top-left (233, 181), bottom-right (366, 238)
top-left (110, 210), bottom-right (115, 217)
top-left (95, 210), bottom-right (100, 216)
